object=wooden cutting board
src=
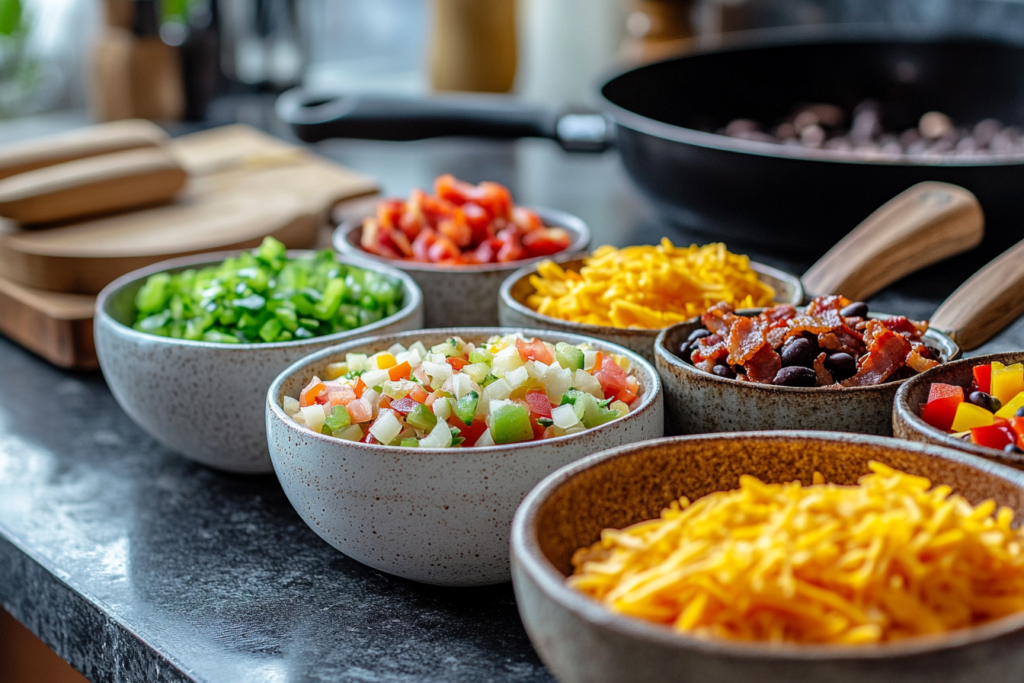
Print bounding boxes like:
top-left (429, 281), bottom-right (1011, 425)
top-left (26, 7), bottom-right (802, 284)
top-left (0, 123), bottom-right (378, 368)
top-left (0, 124), bottom-right (378, 294)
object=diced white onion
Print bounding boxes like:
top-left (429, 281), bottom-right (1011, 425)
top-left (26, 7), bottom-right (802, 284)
top-left (283, 396), bottom-right (300, 416)
top-left (301, 405), bottom-right (327, 433)
top-left (610, 400), bottom-right (630, 417)
top-left (336, 424), bottom-right (364, 441)
top-left (419, 417), bottom-right (453, 448)
top-left (504, 366), bottom-right (529, 391)
top-left (346, 353), bottom-right (368, 372)
top-left (463, 362), bottom-right (490, 384)
top-left (526, 360), bottom-right (548, 380)
top-left (453, 373), bottom-right (475, 399)
top-left (432, 397), bottom-right (452, 420)
top-left (369, 409), bottom-right (402, 445)
top-left (409, 341), bottom-right (428, 357)
top-left (543, 365), bottom-right (572, 404)
top-left (482, 378), bottom-right (512, 404)
top-left (573, 369), bottom-right (603, 398)
top-left (387, 342), bottom-right (407, 355)
top-left (551, 404), bottom-right (579, 429)
top-left (421, 361), bottom-right (454, 390)
top-left (362, 389), bottom-right (380, 418)
top-left (474, 429), bottom-right (495, 447)
top-left (491, 346), bottom-right (523, 376)
top-left (583, 350), bottom-right (598, 371)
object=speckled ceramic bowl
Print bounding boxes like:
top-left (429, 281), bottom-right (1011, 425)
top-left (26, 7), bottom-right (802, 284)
top-left (511, 432), bottom-right (1024, 683)
top-left (497, 257), bottom-right (803, 363)
top-left (894, 352), bottom-right (1024, 469)
top-left (333, 207), bottom-right (589, 328)
top-left (654, 311), bottom-right (960, 436)
top-left (265, 328), bottom-right (664, 586)
top-left (95, 250), bottom-right (423, 474)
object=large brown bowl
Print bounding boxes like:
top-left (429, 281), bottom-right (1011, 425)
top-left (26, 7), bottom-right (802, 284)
top-left (893, 352), bottom-right (1024, 470)
top-left (654, 312), bottom-right (960, 436)
top-left (498, 257), bottom-right (803, 363)
top-left (511, 432), bottom-right (1024, 683)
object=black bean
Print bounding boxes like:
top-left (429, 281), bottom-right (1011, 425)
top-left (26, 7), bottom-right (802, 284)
top-left (1005, 443), bottom-right (1023, 455)
top-left (840, 301), bottom-right (868, 318)
top-left (772, 366), bottom-right (817, 387)
top-left (687, 328), bottom-right (711, 343)
top-left (1017, 406), bottom-right (1024, 418)
top-left (780, 338), bottom-right (815, 368)
top-left (678, 343), bottom-right (695, 365)
top-left (712, 364), bottom-right (736, 379)
top-left (968, 391), bottom-right (1002, 413)
top-left (824, 352), bottom-right (857, 381)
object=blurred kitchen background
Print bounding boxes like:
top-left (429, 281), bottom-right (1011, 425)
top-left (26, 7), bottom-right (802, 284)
top-left (3, 0), bottom-right (1024, 132)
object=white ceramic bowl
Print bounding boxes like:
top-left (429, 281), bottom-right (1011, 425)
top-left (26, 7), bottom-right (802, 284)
top-left (265, 327), bottom-right (664, 586)
top-left (95, 250), bottom-right (423, 474)
top-left (333, 207), bottom-right (590, 328)
top-left (498, 256), bottom-right (804, 363)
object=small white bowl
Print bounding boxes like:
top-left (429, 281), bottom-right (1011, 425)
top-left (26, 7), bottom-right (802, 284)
top-left (95, 250), bottom-right (423, 474)
top-left (333, 207), bottom-right (590, 328)
top-left (265, 327), bottom-right (664, 586)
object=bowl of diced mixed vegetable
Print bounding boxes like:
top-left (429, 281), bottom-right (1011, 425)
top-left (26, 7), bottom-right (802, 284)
top-left (95, 237), bottom-right (423, 473)
top-left (894, 352), bottom-right (1024, 469)
top-left (265, 328), bottom-right (664, 586)
top-left (333, 174), bottom-right (590, 328)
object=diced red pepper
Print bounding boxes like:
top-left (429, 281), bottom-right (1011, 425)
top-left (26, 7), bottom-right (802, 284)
top-left (928, 383), bottom-right (964, 404)
top-left (525, 390), bottom-right (553, 418)
top-left (388, 361), bottom-right (412, 381)
top-left (971, 424), bottom-right (1016, 450)
top-left (459, 418), bottom-right (489, 447)
top-left (974, 364), bottom-right (993, 394)
top-left (353, 377), bottom-right (367, 399)
top-left (920, 396), bottom-right (962, 432)
top-left (389, 397), bottom-right (418, 415)
top-left (531, 419), bottom-right (546, 440)
top-left (446, 357), bottom-right (469, 371)
top-left (614, 388), bottom-right (637, 405)
top-left (516, 337), bottom-right (555, 364)
top-left (299, 376), bottom-right (326, 407)
top-left (595, 357), bottom-right (628, 396)
top-left (409, 385), bottom-right (428, 403)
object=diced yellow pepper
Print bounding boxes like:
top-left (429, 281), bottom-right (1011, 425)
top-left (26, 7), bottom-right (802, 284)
top-left (950, 402), bottom-right (995, 432)
top-left (997, 391), bottom-right (1024, 419)
top-left (992, 362), bottom-right (1024, 405)
top-left (323, 362), bottom-right (348, 380)
top-left (375, 353), bottom-right (397, 370)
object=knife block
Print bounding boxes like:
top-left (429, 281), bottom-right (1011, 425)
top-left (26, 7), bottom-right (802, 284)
top-left (91, 27), bottom-right (185, 122)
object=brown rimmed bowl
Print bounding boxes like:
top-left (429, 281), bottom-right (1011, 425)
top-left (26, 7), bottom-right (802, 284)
top-left (333, 207), bottom-right (590, 328)
top-left (266, 327), bottom-right (664, 586)
top-left (498, 257), bottom-right (803, 363)
top-left (893, 352), bottom-right (1024, 469)
top-left (653, 311), bottom-right (960, 436)
top-left (511, 431), bottom-right (1024, 683)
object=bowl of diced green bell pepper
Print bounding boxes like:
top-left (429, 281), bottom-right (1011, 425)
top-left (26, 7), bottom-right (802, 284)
top-left (95, 238), bottom-right (424, 473)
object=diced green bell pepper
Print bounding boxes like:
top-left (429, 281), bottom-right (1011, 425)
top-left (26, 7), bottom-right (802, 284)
top-left (406, 403), bottom-right (438, 431)
top-left (455, 391), bottom-right (479, 426)
top-left (555, 342), bottom-right (584, 371)
top-left (321, 405), bottom-right (352, 436)
top-left (490, 404), bottom-right (533, 444)
top-left (400, 438), bottom-right (419, 448)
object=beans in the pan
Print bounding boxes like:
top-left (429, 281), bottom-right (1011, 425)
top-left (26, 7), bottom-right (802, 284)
top-left (968, 391), bottom-right (1002, 413)
top-left (687, 328), bottom-right (712, 343)
top-left (824, 352), bottom-right (857, 382)
top-left (1017, 406), bottom-right (1024, 418)
top-left (840, 301), bottom-right (869, 318)
top-left (772, 366), bottom-right (817, 387)
top-left (780, 337), bottom-right (815, 368)
top-left (1006, 444), bottom-right (1023, 455)
top-left (712, 364), bottom-right (737, 379)
top-left (717, 99), bottom-right (1024, 159)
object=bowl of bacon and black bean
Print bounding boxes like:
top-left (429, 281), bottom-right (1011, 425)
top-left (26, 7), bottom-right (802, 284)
top-left (654, 296), bottom-right (958, 436)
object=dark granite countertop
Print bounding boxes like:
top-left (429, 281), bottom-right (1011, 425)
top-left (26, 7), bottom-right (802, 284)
top-left (1, 104), bottom-right (1023, 683)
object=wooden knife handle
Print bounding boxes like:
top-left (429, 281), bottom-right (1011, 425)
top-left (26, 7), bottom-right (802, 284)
top-left (0, 147), bottom-right (187, 225)
top-left (930, 239), bottom-right (1024, 352)
top-left (801, 182), bottom-right (984, 302)
top-left (0, 119), bottom-right (167, 182)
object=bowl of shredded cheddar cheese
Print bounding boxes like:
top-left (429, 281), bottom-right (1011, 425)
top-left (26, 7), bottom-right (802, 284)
top-left (497, 240), bottom-right (802, 362)
top-left (511, 432), bottom-right (1024, 683)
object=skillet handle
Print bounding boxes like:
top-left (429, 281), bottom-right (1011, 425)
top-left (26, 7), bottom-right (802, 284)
top-left (800, 182), bottom-right (984, 302)
top-left (275, 89), bottom-right (612, 152)
top-left (930, 238), bottom-right (1024, 352)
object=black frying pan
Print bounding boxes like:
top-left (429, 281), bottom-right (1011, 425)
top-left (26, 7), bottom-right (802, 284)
top-left (276, 29), bottom-right (1024, 255)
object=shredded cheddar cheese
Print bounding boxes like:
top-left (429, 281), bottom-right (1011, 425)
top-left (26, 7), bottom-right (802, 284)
top-left (568, 462), bottom-right (1024, 644)
top-left (526, 240), bottom-right (776, 330)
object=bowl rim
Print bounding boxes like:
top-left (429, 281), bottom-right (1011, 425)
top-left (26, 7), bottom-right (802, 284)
top-left (266, 326), bottom-right (662, 454)
top-left (332, 205), bottom-right (591, 274)
top-left (653, 309), bottom-right (961, 394)
top-left (497, 255), bottom-right (805, 337)
top-left (893, 351), bottom-right (1024, 463)
top-left (94, 248), bottom-right (424, 351)
top-left (511, 430), bottom-right (1024, 659)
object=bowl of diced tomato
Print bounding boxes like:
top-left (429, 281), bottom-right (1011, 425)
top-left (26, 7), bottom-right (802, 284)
top-left (333, 174), bottom-right (590, 328)
top-left (265, 328), bottom-right (664, 586)
top-left (893, 352), bottom-right (1024, 469)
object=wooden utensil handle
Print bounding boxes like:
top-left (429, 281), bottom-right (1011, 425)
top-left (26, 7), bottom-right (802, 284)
top-left (0, 119), bottom-right (167, 182)
top-left (801, 182), bottom-right (984, 302)
top-left (930, 239), bottom-right (1024, 352)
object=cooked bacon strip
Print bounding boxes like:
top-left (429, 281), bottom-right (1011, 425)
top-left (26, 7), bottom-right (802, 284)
top-left (812, 352), bottom-right (834, 387)
top-left (701, 302), bottom-right (736, 337)
top-left (726, 315), bottom-right (767, 366)
top-left (692, 334), bottom-right (727, 372)
top-left (878, 316), bottom-right (929, 340)
top-left (745, 344), bottom-right (781, 383)
top-left (818, 326), bottom-right (865, 357)
top-left (906, 343), bottom-right (940, 374)
top-left (805, 295), bottom-right (849, 315)
top-left (764, 304), bottom-right (796, 324)
top-left (840, 321), bottom-right (911, 387)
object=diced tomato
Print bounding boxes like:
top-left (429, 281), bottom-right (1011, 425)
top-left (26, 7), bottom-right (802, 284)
top-left (462, 202), bottom-right (492, 244)
top-left (473, 238), bottom-right (499, 264)
top-left (971, 424), bottom-right (1016, 450)
top-left (439, 209), bottom-right (473, 248)
top-left (495, 227), bottom-right (524, 262)
top-left (409, 385), bottom-right (428, 403)
top-left (389, 397), bottom-right (418, 415)
top-left (376, 198), bottom-right (404, 230)
top-left (446, 357), bottom-right (469, 371)
top-left (920, 396), bottom-right (962, 432)
top-left (379, 228), bottom-right (413, 257)
top-left (388, 361), bottom-right (412, 381)
top-left (460, 417), bottom-right (489, 446)
top-left (512, 207), bottom-right (543, 232)
top-left (477, 181), bottom-right (513, 220)
top-left (328, 386), bottom-right (356, 406)
top-left (525, 390), bottom-right (553, 418)
top-left (434, 174), bottom-right (479, 206)
top-left (516, 337), bottom-right (555, 364)
top-left (346, 399), bottom-right (373, 424)
top-left (413, 368), bottom-right (431, 385)
top-left (531, 419), bottom-right (546, 440)
top-left (974, 364), bottom-right (993, 395)
top-left (427, 235), bottom-right (461, 263)
top-left (522, 227), bottom-right (572, 257)
top-left (411, 227), bottom-right (437, 262)
top-left (928, 383), bottom-right (964, 404)
top-left (299, 376), bottom-right (325, 407)
top-left (626, 376), bottom-right (639, 394)
top-left (353, 377), bottom-right (367, 399)
top-left (595, 357), bottom-right (628, 396)
top-left (614, 388), bottom-right (637, 405)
